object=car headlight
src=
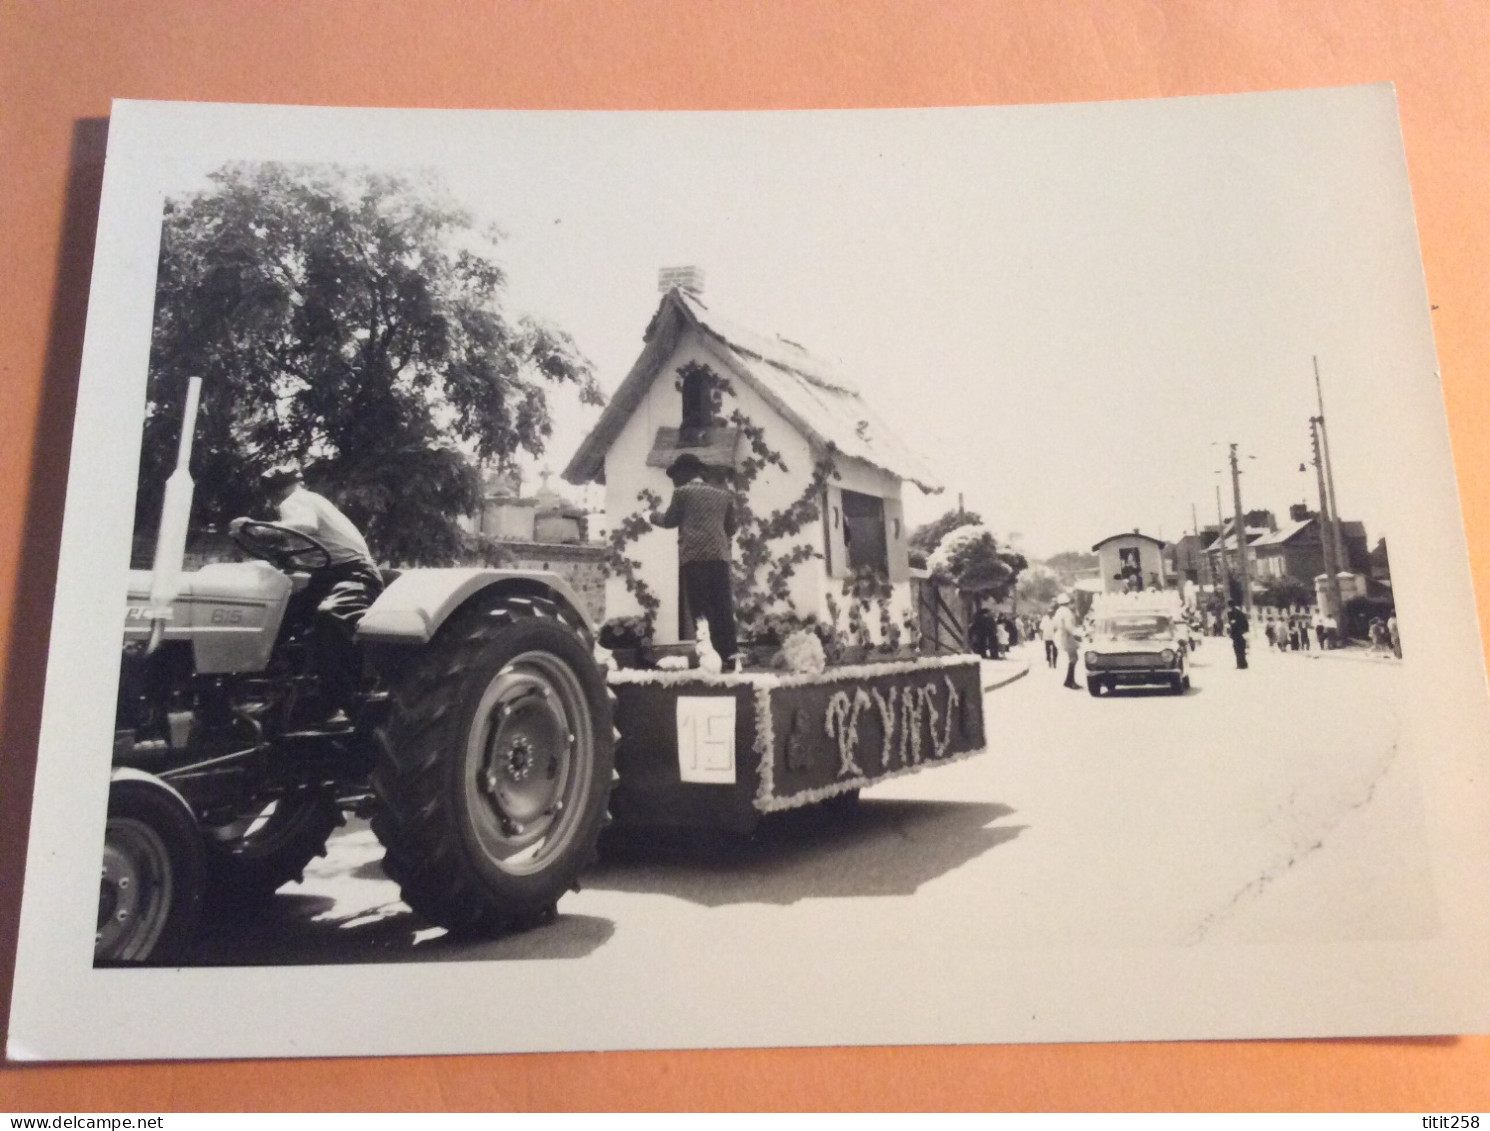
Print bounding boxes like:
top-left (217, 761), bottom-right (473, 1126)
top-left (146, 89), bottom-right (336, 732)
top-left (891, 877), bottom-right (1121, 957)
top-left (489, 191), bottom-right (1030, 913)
top-left (1084, 652), bottom-right (1100, 669)
top-left (1160, 648), bottom-right (1176, 665)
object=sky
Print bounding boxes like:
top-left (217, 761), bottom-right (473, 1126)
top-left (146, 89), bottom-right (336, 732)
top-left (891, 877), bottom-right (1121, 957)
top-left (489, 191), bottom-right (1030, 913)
top-left (131, 86), bottom-right (1437, 559)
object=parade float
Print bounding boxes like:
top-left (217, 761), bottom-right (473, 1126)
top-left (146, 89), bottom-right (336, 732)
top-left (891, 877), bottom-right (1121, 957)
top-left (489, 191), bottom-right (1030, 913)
top-left (564, 279), bottom-right (988, 832)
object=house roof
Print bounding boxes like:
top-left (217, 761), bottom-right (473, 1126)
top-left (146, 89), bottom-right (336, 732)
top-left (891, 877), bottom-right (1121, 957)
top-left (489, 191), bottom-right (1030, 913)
top-left (562, 290), bottom-right (942, 492)
top-left (1091, 532), bottom-right (1166, 551)
top-left (1202, 527), bottom-right (1271, 553)
top-left (1249, 517), bottom-right (1367, 550)
top-left (1251, 517), bottom-right (1316, 548)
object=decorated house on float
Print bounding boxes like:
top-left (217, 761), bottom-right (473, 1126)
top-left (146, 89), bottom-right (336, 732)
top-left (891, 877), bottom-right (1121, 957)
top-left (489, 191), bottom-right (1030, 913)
top-left (563, 279), bottom-right (942, 656)
top-left (559, 275), bottom-right (986, 832)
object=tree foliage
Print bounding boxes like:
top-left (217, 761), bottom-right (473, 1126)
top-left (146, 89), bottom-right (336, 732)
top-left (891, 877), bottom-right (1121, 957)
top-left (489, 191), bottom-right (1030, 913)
top-left (1043, 549), bottom-right (1099, 576)
top-left (1014, 564), bottom-right (1062, 611)
top-left (136, 161), bottom-right (601, 565)
top-left (927, 523), bottom-right (1027, 603)
top-left (908, 508), bottom-right (985, 556)
top-left (1256, 575), bottom-right (1314, 609)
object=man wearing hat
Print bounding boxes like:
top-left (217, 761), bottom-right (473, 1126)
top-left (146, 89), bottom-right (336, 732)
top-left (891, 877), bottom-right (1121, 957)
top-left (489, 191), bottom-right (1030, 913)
top-left (1049, 592), bottom-right (1084, 690)
top-left (651, 453), bottom-right (738, 664)
top-left (234, 464), bottom-right (384, 722)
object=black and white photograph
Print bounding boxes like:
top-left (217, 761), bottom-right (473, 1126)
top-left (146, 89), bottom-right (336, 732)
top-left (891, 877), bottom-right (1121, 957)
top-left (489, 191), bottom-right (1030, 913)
top-left (9, 88), bottom-right (1490, 1060)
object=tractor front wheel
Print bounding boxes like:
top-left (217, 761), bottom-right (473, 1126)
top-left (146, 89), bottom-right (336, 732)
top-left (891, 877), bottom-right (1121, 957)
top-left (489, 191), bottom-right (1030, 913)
top-left (96, 775), bottom-right (205, 964)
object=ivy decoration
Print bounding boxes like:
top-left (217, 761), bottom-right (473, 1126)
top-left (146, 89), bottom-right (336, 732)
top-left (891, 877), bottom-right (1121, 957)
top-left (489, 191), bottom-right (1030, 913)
top-left (607, 360), bottom-right (844, 655)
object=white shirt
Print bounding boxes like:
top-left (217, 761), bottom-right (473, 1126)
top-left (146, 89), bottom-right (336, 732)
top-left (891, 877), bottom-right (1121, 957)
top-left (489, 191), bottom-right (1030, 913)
top-left (1039, 614), bottom-right (1055, 642)
top-left (277, 486), bottom-right (375, 567)
top-left (1050, 606), bottom-right (1082, 652)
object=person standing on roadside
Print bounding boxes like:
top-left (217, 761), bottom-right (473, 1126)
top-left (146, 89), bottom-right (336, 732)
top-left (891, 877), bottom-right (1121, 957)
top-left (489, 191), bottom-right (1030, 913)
top-left (1050, 593), bottom-right (1083, 689)
top-left (1039, 606), bottom-right (1058, 669)
top-left (1037, 610), bottom-right (1060, 673)
top-left (968, 606), bottom-right (999, 660)
top-left (1226, 599), bottom-right (1250, 670)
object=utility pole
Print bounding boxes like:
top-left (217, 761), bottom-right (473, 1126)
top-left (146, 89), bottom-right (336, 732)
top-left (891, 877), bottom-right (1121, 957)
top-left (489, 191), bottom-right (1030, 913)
top-left (1314, 356), bottom-right (1349, 574)
top-left (1190, 503), bottom-right (1204, 592)
top-left (1214, 484), bottom-right (1231, 603)
top-left (1311, 415), bottom-right (1346, 637)
top-left (1228, 443), bottom-right (1254, 618)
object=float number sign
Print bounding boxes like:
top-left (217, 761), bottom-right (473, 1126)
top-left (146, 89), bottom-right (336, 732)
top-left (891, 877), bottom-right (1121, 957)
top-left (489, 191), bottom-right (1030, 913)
top-left (676, 695), bottom-right (737, 784)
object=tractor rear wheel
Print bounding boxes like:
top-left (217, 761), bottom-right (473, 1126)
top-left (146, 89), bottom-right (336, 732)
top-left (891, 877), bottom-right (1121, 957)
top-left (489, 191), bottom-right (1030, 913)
top-left (371, 592), bottom-right (614, 935)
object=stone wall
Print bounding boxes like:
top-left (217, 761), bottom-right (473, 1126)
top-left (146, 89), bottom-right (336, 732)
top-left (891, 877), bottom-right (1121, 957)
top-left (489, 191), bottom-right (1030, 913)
top-left (495, 539), bottom-right (608, 625)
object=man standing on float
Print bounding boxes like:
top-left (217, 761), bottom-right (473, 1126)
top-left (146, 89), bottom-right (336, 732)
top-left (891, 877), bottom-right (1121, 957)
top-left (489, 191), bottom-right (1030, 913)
top-left (651, 453), bottom-right (738, 664)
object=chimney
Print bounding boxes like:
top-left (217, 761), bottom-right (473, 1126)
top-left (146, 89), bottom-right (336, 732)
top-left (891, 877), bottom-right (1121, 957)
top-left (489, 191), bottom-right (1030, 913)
top-left (659, 266), bottom-right (705, 296)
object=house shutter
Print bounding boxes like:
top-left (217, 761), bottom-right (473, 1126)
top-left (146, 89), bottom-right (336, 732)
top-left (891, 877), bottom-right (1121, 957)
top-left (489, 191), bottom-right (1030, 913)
top-left (883, 494), bottom-right (910, 583)
top-left (824, 485), bottom-right (849, 579)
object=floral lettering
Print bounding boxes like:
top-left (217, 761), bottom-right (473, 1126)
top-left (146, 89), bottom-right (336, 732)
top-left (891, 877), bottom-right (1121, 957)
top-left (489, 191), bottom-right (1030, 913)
top-left (825, 688), bottom-right (872, 778)
top-left (870, 685), bottom-right (899, 770)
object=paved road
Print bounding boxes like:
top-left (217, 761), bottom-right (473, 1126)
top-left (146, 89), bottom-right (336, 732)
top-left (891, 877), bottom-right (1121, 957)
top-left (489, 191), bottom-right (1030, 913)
top-left (188, 639), bottom-right (1431, 965)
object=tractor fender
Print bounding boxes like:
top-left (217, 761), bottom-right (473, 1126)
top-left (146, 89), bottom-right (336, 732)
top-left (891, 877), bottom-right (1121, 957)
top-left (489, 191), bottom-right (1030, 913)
top-left (109, 766), bottom-right (198, 825)
top-left (357, 567), bottom-right (594, 647)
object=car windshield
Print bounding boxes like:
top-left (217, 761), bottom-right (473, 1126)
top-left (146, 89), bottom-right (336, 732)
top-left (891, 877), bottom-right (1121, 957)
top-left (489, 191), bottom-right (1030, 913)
top-left (1099, 615), bottom-right (1174, 640)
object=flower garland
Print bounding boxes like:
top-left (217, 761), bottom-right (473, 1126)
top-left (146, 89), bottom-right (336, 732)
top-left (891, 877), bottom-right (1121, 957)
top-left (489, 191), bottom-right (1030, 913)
top-left (605, 651), bottom-right (979, 689)
top-left (753, 685), bottom-right (777, 809)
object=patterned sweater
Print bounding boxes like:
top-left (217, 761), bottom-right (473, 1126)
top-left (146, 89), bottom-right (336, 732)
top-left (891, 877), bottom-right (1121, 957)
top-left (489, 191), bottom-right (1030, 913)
top-left (655, 479), bottom-right (737, 564)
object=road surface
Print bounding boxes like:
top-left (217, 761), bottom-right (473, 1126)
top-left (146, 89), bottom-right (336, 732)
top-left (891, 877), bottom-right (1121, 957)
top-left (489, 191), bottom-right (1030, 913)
top-left (187, 639), bottom-right (1432, 965)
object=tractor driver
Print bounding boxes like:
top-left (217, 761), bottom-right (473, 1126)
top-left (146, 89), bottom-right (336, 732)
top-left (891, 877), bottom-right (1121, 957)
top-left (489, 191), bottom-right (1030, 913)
top-left (234, 465), bottom-right (385, 724)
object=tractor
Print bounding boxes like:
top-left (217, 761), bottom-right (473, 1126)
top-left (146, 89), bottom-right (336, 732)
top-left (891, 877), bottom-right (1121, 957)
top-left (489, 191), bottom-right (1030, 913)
top-left (100, 518), bottom-right (614, 963)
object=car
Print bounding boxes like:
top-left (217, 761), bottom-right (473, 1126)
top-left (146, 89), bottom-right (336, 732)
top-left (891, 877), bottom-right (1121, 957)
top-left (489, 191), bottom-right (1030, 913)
top-left (1082, 604), bottom-right (1190, 696)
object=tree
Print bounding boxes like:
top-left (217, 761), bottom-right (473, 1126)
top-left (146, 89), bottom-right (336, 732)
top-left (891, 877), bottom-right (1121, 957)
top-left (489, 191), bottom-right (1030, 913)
top-left (927, 523), bottom-right (1027, 604)
top-left (1256, 575), bottom-right (1314, 609)
top-left (1014, 564), bottom-right (1062, 612)
top-left (1043, 550), bottom-right (1099, 576)
top-left (908, 508), bottom-right (985, 559)
top-left (136, 162), bottom-right (601, 565)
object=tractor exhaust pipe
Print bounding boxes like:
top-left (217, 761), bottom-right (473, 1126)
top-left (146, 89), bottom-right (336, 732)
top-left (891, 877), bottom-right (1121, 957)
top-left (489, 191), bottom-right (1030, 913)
top-left (145, 376), bottom-right (202, 654)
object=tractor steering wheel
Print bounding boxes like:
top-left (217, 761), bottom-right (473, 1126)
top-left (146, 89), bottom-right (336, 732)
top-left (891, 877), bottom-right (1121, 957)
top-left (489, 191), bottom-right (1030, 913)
top-left (230, 519), bottom-right (333, 573)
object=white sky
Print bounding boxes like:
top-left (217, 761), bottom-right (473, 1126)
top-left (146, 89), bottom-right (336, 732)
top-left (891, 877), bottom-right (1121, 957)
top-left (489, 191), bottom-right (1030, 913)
top-left (132, 86), bottom-right (1435, 558)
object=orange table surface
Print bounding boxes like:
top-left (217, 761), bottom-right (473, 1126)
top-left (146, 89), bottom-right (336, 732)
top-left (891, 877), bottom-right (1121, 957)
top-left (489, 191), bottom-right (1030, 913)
top-left (3, 0), bottom-right (1489, 1112)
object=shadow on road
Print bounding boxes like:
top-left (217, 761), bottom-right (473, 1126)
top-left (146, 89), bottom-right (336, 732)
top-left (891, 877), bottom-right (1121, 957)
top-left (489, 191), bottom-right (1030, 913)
top-left (186, 894), bottom-right (616, 967)
top-left (590, 797), bottom-right (1024, 907)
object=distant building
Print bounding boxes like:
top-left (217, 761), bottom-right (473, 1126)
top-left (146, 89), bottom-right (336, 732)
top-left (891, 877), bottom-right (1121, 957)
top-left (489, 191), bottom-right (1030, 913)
top-left (470, 467), bottom-right (606, 623)
top-left (1166, 528), bottom-right (1218, 587)
top-left (1202, 512), bottom-right (1276, 594)
top-left (1369, 536), bottom-right (1392, 585)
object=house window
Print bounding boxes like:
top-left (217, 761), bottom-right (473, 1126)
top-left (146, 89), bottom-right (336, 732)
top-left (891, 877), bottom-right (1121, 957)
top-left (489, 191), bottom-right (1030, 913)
top-left (842, 490), bottom-right (889, 575)
top-left (680, 365), bottom-right (712, 446)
